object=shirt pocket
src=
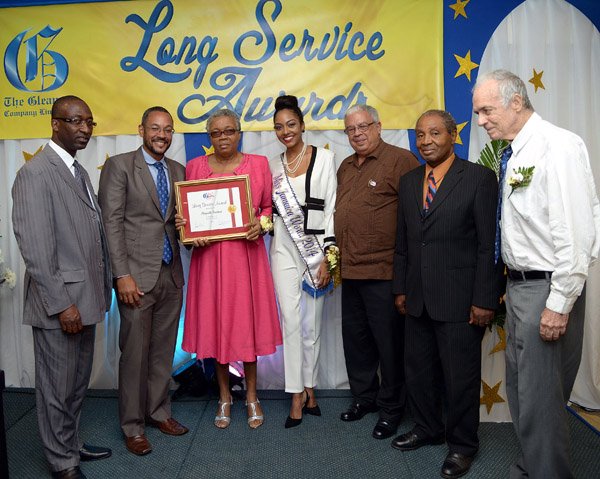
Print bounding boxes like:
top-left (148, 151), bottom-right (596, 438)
top-left (345, 232), bottom-right (377, 265)
top-left (506, 185), bottom-right (533, 222)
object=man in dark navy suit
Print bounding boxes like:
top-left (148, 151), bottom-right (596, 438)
top-left (392, 110), bottom-right (499, 479)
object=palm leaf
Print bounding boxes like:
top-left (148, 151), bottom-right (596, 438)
top-left (476, 139), bottom-right (509, 179)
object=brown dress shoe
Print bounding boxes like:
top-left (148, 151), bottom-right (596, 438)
top-left (125, 435), bottom-right (152, 456)
top-left (150, 417), bottom-right (189, 436)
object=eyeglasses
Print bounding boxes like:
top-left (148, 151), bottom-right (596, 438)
top-left (147, 125), bottom-right (175, 135)
top-left (209, 128), bottom-right (239, 138)
top-left (53, 117), bottom-right (97, 128)
top-left (343, 122), bottom-right (375, 136)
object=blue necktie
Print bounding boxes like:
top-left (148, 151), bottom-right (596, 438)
top-left (494, 145), bottom-right (512, 264)
top-left (152, 162), bottom-right (173, 264)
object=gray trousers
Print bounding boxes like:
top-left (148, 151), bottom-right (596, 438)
top-left (505, 278), bottom-right (585, 479)
top-left (33, 325), bottom-right (95, 472)
top-left (118, 262), bottom-right (183, 437)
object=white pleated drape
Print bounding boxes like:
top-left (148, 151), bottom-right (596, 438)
top-left (469, 0), bottom-right (600, 419)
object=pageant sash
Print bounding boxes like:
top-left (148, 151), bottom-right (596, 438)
top-left (272, 156), bottom-right (333, 297)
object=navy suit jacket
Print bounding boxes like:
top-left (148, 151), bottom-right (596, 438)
top-left (393, 156), bottom-right (499, 322)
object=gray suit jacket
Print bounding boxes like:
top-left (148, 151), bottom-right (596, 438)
top-left (12, 145), bottom-right (112, 329)
top-left (98, 147), bottom-right (185, 291)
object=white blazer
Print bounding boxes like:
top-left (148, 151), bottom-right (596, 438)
top-left (270, 146), bottom-right (337, 249)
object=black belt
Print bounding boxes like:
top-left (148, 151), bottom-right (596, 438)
top-left (507, 269), bottom-right (552, 281)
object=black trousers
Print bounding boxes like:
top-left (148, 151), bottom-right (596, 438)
top-left (341, 279), bottom-right (406, 423)
top-left (405, 309), bottom-right (485, 456)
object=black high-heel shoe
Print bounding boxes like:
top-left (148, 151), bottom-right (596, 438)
top-left (303, 404), bottom-right (322, 416)
top-left (285, 391), bottom-right (308, 429)
top-left (284, 415), bottom-right (302, 428)
top-left (303, 389), bottom-right (322, 416)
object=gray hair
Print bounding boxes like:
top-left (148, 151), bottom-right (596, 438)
top-left (344, 104), bottom-right (380, 123)
top-left (206, 108), bottom-right (241, 132)
top-left (417, 109), bottom-right (457, 134)
top-left (474, 70), bottom-right (533, 110)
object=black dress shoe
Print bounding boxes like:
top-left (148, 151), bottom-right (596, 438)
top-left (79, 443), bottom-right (112, 461)
top-left (52, 466), bottom-right (87, 479)
top-left (372, 419), bottom-right (397, 439)
top-left (391, 430), bottom-right (445, 451)
top-left (440, 452), bottom-right (474, 479)
top-left (340, 402), bottom-right (379, 422)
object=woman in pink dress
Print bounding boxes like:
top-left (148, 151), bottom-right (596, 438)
top-left (179, 109), bottom-right (281, 429)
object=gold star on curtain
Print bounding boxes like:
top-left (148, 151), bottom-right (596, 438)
top-left (22, 146), bottom-right (43, 162)
top-left (202, 144), bottom-right (215, 155)
top-left (489, 326), bottom-right (506, 354)
top-left (480, 379), bottom-right (506, 414)
top-left (455, 121), bottom-right (468, 145)
top-left (529, 69), bottom-right (545, 92)
top-left (454, 50), bottom-right (479, 81)
top-left (449, 0), bottom-right (470, 20)
top-left (97, 153), bottom-right (110, 170)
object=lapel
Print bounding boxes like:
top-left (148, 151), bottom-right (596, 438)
top-left (164, 157), bottom-right (179, 220)
top-left (423, 156), bottom-right (465, 218)
top-left (134, 147), bottom-right (163, 218)
top-left (410, 165), bottom-right (426, 215)
top-left (45, 146), bottom-right (94, 209)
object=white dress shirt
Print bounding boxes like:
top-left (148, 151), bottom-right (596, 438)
top-left (141, 147), bottom-right (171, 195)
top-left (48, 139), bottom-right (93, 203)
top-left (501, 113), bottom-right (600, 314)
top-left (48, 139), bottom-right (80, 177)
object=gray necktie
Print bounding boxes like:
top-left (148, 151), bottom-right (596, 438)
top-left (73, 160), bottom-right (88, 196)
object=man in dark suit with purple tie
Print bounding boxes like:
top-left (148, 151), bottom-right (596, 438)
top-left (392, 110), bottom-right (499, 479)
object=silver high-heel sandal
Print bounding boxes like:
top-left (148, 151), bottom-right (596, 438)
top-left (246, 399), bottom-right (264, 429)
top-left (214, 397), bottom-right (233, 429)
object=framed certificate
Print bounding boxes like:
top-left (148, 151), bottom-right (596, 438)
top-left (175, 175), bottom-right (253, 244)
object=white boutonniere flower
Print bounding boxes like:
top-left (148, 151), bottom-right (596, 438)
top-left (508, 166), bottom-right (535, 197)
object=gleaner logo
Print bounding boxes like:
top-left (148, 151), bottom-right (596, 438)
top-left (4, 25), bottom-right (68, 92)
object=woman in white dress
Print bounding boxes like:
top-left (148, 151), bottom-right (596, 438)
top-left (269, 95), bottom-right (338, 428)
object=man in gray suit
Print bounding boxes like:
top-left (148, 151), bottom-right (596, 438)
top-left (98, 106), bottom-right (187, 456)
top-left (392, 110), bottom-right (498, 479)
top-left (12, 95), bottom-right (112, 479)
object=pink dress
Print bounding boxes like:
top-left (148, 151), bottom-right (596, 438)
top-left (182, 154), bottom-right (282, 363)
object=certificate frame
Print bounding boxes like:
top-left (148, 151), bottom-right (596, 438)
top-left (175, 175), bottom-right (253, 244)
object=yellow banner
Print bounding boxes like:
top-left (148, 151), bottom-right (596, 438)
top-left (0, 0), bottom-right (443, 139)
